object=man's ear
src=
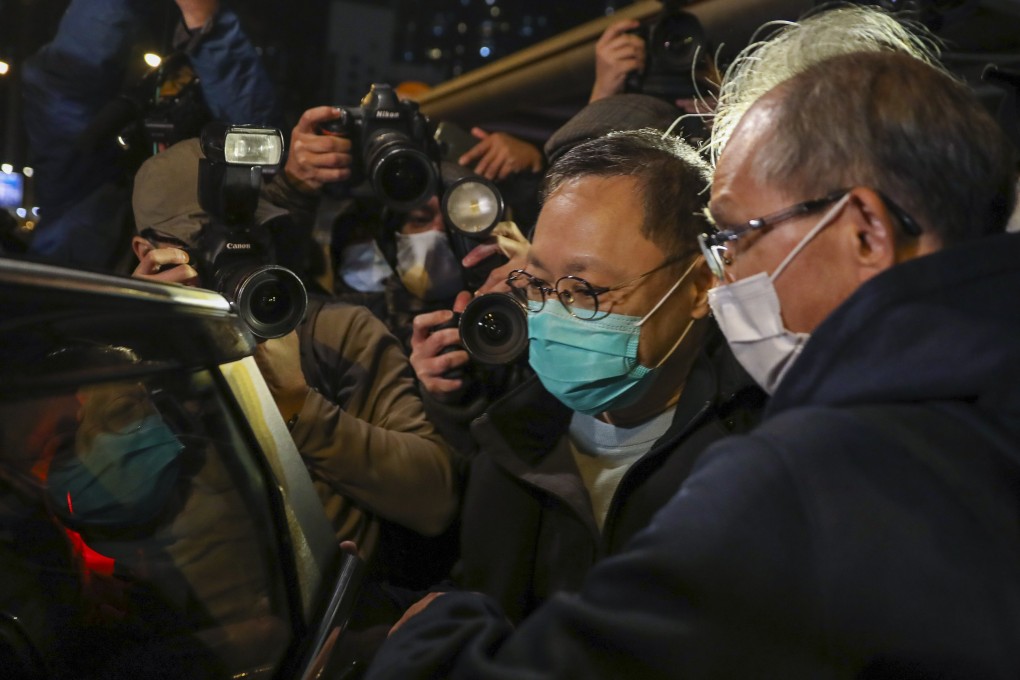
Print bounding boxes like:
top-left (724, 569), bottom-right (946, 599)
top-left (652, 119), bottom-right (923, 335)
top-left (131, 235), bottom-right (154, 262)
top-left (845, 187), bottom-right (898, 284)
top-left (689, 258), bottom-right (715, 320)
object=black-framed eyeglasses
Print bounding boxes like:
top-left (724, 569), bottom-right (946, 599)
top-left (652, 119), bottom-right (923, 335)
top-left (697, 188), bottom-right (922, 279)
top-left (698, 189), bottom-right (849, 279)
top-left (506, 251), bottom-right (691, 321)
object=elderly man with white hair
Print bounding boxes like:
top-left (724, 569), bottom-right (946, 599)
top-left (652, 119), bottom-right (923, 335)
top-left (363, 7), bottom-right (1020, 678)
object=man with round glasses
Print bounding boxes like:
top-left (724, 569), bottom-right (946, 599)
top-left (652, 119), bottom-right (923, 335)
top-left (399, 128), bottom-right (764, 628)
top-left (366, 7), bottom-right (1020, 679)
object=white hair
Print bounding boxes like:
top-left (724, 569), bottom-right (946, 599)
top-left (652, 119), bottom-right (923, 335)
top-left (708, 4), bottom-right (943, 166)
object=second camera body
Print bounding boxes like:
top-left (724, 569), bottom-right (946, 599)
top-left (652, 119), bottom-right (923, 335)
top-left (320, 83), bottom-right (439, 212)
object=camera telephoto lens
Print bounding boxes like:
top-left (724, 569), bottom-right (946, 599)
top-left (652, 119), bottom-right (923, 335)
top-left (228, 265), bottom-right (308, 340)
top-left (366, 131), bottom-right (438, 212)
top-left (459, 293), bottom-right (528, 365)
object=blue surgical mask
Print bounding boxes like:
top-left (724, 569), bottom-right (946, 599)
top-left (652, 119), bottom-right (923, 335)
top-left (339, 239), bottom-right (392, 293)
top-left (527, 259), bottom-right (699, 416)
top-left (47, 413), bottom-right (183, 529)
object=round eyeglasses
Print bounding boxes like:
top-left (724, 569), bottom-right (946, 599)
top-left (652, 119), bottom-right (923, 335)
top-left (506, 252), bottom-right (690, 321)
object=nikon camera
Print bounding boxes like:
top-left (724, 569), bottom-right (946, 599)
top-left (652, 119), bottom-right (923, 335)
top-left (319, 83), bottom-right (439, 212)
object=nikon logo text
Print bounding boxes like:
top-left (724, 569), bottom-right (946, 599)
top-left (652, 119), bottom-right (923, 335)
top-left (374, 111), bottom-right (401, 119)
top-left (226, 243), bottom-right (253, 250)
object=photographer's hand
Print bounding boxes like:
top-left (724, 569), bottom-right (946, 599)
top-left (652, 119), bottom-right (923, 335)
top-left (284, 106), bottom-right (354, 193)
top-left (458, 129), bottom-right (543, 181)
top-left (253, 330), bottom-right (310, 425)
top-left (591, 19), bottom-right (645, 103)
top-left (410, 292), bottom-right (473, 401)
top-left (131, 246), bottom-right (200, 286)
top-left (461, 221), bottom-right (530, 295)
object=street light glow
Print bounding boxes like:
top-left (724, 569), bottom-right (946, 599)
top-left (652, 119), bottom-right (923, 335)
top-left (0, 61), bottom-right (9, 76)
top-left (144, 53), bottom-right (162, 68)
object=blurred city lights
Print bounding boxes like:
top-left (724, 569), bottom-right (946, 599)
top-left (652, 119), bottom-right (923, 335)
top-left (0, 61), bottom-right (9, 76)
top-left (143, 53), bottom-right (162, 68)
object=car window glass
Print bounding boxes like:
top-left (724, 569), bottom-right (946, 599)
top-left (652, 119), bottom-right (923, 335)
top-left (0, 367), bottom-right (293, 679)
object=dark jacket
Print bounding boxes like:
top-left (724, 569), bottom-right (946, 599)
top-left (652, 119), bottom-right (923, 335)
top-left (22, 0), bottom-right (278, 269)
top-left (367, 232), bottom-right (1020, 679)
top-left (457, 324), bottom-right (765, 623)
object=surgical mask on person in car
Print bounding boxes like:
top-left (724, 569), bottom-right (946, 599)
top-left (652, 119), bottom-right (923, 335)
top-left (395, 230), bottom-right (464, 302)
top-left (707, 194), bottom-right (851, 394)
top-left (47, 413), bottom-right (183, 529)
top-left (528, 259), bottom-right (699, 416)
top-left (338, 240), bottom-right (392, 293)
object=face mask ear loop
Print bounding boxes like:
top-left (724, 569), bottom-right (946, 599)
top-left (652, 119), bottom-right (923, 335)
top-left (770, 193), bottom-right (851, 283)
top-left (633, 256), bottom-right (703, 328)
top-left (651, 317), bottom-right (697, 369)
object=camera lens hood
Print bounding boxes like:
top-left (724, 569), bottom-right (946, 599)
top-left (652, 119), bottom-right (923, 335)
top-left (367, 134), bottom-right (438, 212)
top-left (459, 292), bottom-right (528, 365)
top-left (230, 265), bottom-right (308, 340)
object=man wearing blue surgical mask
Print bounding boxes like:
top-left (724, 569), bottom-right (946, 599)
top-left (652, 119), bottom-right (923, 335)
top-left (417, 128), bottom-right (766, 626)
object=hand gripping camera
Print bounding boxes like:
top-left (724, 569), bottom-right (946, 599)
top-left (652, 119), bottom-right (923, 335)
top-left (625, 3), bottom-right (714, 103)
top-left (194, 123), bottom-right (308, 340)
top-left (320, 83), bottom-right (439, 212)
top-left (438, 292), bottom-right (529, 366)
top-left (432, 164), bottom-right (529, 366)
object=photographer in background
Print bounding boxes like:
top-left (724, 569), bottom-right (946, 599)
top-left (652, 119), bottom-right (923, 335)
top-left (595, 12), bottom-right (721, 148)
top-left (22, 0), bottom-right (279, 272)
top-left (591, 19), bottom-right (647, 103)
top-left (280, 84), bottom-right (529, 355)
top-left (130, 136), bottom-right (458, 586)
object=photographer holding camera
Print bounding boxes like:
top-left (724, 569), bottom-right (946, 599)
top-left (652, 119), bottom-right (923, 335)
top-left (593, 9), bottom-right (721, 147)
top-left (309, 85), bottom-right (531, 355)
top-left (129, 134), bottom-right (458, 581)
top-left (22, 0), bottom-right (280, 272)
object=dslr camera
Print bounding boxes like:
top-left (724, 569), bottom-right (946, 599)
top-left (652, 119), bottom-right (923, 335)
top-left (433, 292), bottom-right (529, 367)
top-left (191, 123), bottom-right (308, 340)
top-left (625, 3), bottom-right (713, 103)
top-left (320, 83), bottom-right (439, 212)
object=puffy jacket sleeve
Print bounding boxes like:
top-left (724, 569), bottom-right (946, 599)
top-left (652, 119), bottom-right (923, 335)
top-left (289, 304), bottom-right (458, 536)
top-left (179, 7), bottom-right (281, 127)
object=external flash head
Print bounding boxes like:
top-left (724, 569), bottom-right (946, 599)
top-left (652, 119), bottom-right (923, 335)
top-left (201, 123), bottom-right (284, 166)
top-left (199, 123), bottom-right (285, 225)
top-left (440, 162), bottom-right (504, 239)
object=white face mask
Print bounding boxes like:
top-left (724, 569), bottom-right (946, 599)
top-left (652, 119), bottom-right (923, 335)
top-left (707, 194), bottom-right (851, 394)
top-left (339, 240), bottom-right (392, 293)
top-left (395, 230), bottom-right (464, 302)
